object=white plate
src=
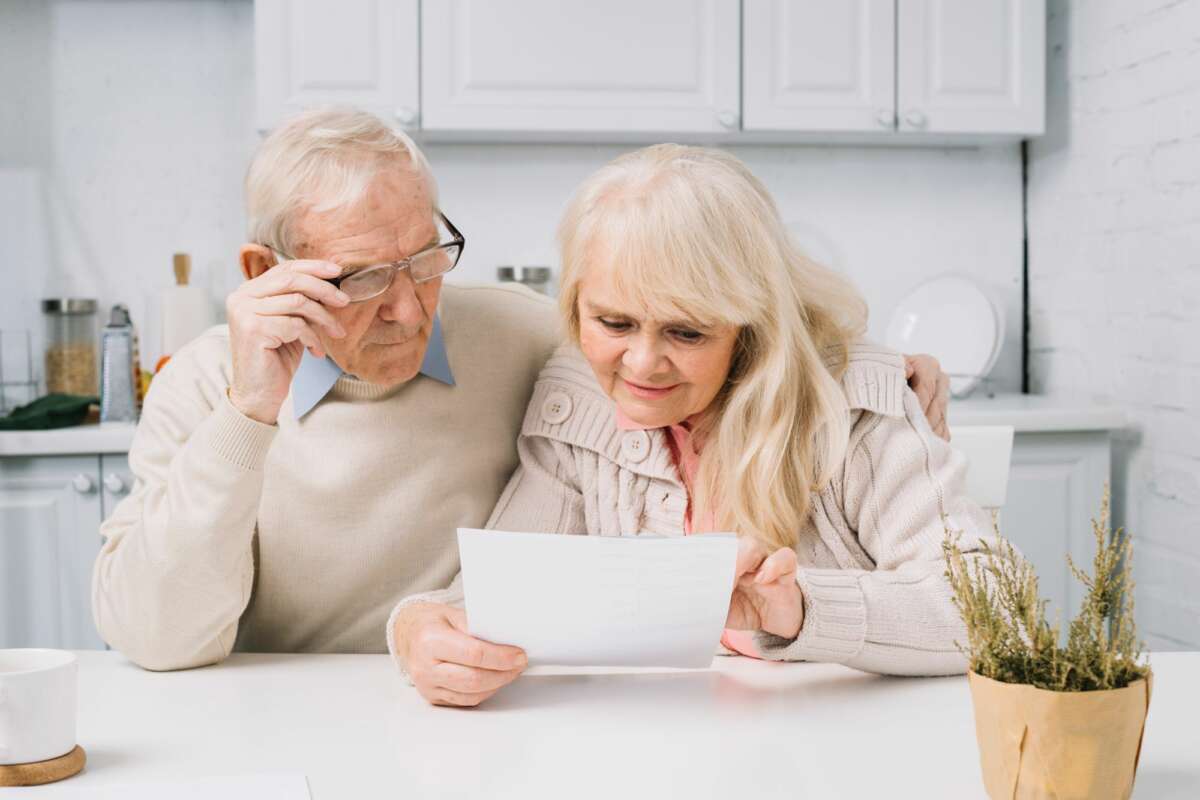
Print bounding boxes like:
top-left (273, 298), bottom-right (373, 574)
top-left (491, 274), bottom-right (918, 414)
top-left (885, 275), bottom-right (1002, 398)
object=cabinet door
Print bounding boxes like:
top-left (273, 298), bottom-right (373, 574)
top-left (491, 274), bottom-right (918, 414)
top-left (421, 0), bottom-right (740, 133)
top-left (743, 0), bottom-right (895, 133)
top-left (255, 0), bottom-right (420, 132)
top-left (0, 456), bottom-right (106, 650)
top-left (100, 454), bottom-right (133, 521)
top-left (897, 0), bottom-right (1045, 135)
top-left (1001, 433), bottom-right (1110, 632)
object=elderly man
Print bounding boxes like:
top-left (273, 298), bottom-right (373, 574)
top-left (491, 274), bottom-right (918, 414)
top-left (93, 108), bottom-right (951, 697)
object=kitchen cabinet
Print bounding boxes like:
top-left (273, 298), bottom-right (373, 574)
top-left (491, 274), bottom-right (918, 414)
top-left (896, 0), bottom-right (1045, 136)
top-left (0, 455), bottom-right (114, 650)
top-left (742, 0), bottom-right (1044, 136)
top-left (254, 0), bottom-right (420, 133)
top-left (420, 0), bottom-right (740, 134)
top-left (1000, 433), bottom-right (1110, 629)
top-left (742, 0), bottom-right (897, 133)
top-left (950, 397), bottom-right (1124, 637)
top-left (255, 0), bottom-right (1044, 142)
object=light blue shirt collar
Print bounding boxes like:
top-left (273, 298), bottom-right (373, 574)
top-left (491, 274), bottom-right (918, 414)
top-left (290, 314), bottom-right (455, 419)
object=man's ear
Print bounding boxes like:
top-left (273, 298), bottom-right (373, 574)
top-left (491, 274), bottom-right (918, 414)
top-left (239, 244), bottom-right (277, 281)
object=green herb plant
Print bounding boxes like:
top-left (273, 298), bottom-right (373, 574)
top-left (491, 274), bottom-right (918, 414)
top-left (943, 488), bottom-right (1149, 691)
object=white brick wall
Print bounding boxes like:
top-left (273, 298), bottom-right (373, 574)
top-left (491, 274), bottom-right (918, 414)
top-left (1028, 0), bottom-right (1200, 649)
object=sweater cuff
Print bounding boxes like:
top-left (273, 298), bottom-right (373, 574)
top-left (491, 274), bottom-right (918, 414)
top-left (753, 568), bottom-right (868, 664)
top-left (201, 392), bottom-right (278, 471)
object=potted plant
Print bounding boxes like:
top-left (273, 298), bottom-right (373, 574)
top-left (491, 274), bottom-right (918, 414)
top-left (943, 491), bottom-right (1152, 800)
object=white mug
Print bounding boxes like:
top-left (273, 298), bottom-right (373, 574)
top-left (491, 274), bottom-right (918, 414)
top-left (0, 649), bottom-right (77, 765)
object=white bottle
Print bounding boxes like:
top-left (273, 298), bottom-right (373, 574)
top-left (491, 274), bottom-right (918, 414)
top-left (160, 253), bottom-right (212, 358)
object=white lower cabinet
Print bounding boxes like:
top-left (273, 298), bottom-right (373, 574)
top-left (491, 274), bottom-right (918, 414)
top-left (0, 454), bottom-right (128, 649)
top-left (1000, 432), bottom-right (1111, 632)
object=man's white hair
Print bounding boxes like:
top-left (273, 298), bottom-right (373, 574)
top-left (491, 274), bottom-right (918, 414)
top-left (245, 107), bottom-right (436, 254)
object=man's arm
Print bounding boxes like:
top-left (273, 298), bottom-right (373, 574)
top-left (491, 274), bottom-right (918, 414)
top-left (92, 333), bottom-right (275, 671)
top-left (93, 255), bottom-right (349, 670)
top-left (905, 353), bottom-right (950, 440)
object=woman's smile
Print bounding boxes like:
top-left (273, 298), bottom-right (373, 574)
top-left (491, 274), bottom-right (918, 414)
top-left (621, 378), bottom-right (681, 400)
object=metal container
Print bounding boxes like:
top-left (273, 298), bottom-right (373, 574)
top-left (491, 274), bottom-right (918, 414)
top-left (42, 298), bottom-right (98, 396)
top-left (520, 266), bottom-right (553, 295)
top-left (100, 304), bottom-right (137, 423)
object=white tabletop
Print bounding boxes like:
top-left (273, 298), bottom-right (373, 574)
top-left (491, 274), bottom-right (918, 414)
top-left (3, 651), bottom-right (1197, 799)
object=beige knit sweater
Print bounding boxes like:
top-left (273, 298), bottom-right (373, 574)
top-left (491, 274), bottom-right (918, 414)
top-left (393, 341), bottom-right (998, 677)
top-left (93, 283), bottom-right (559, 670)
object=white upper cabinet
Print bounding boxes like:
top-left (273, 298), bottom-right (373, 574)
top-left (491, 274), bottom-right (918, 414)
top-left (419, 0), bottom-right (740, 134)
top-left (255, 0), bottom-right (420, 132)
top-left (742, 0), bottom-right (896, 133)
top-left (254, 0), bottom-right (1045, 141)
top-left (897, 0), bottom-right (1045, 136)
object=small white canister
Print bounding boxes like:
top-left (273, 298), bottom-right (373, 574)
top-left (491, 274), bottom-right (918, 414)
top-left (0, 649), bottom-right (77, 765)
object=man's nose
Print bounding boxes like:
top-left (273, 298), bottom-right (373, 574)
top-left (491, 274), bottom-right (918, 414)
top-left (376, 268), bottom-right (425, 326)
top-left (622, 333), bottom-right (666, 378)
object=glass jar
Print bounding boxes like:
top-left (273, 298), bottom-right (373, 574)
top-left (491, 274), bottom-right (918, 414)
top-left (42, 298), bottom-right (99, 396)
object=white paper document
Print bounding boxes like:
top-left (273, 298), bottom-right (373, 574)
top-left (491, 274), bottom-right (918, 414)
top-left (457, 529), bottom-right (739, 669)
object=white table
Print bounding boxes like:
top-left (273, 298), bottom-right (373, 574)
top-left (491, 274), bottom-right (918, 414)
top-left (3, 652), bottom-right (1197, 799)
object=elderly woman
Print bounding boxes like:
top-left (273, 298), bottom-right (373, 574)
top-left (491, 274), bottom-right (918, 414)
top-left (391, 144), bottom-right (995, 707)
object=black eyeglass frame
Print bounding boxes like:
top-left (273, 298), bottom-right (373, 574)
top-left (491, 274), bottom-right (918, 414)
top-left (269, 210), bottom-right (465, 302)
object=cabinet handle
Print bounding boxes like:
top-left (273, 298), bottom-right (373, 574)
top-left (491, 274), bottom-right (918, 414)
top-left (103, 473), bottom-right (128, 494)
top-left (875, 109), bottom-right (896, 128)
top-left (904, 110), bottom-right (928, 129)
top-left (395, 107), bottom-right (419, 127)
top-left (72, 474), bottom-right (94, 494)
top-left (717, 111), bottom-right (739, 130)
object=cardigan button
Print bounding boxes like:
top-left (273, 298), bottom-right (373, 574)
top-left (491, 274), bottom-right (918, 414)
top-left (621, 430), bottom-right (651, 463)
top-left (541, 391), bottom-right (573, 425)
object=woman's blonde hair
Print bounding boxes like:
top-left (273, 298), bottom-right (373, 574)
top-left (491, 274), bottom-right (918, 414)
top-left (245, 107), bottom-right (435, 253)
top-left (557, 144), bottom-right (867, 549)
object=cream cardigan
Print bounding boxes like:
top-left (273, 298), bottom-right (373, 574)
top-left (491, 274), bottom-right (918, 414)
top-left (391, 341), bottom-right (999, 677)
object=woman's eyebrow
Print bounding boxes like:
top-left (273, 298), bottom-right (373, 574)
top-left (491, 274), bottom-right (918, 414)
top-left (583, 302), bottom-right (630, 317)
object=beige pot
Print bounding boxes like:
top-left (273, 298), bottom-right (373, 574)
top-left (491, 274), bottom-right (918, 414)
top-left (967, 670), bottom-right (1152, 800)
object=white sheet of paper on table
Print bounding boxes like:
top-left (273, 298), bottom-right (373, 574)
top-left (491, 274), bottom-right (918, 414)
top-left (457, 528), bottom-right (739, 669)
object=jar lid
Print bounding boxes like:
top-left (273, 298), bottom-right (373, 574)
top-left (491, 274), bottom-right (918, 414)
top-left (41, 298), bottom-right (98, 314)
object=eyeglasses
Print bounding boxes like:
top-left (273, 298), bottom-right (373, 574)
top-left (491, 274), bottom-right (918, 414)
top-left (271, 211), bottom-right (464, 304)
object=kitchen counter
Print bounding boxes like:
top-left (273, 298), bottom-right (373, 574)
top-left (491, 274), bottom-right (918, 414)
top-left (0, 395), bottom-right (1124, 458)
top-left (3, 651), bottom-right (1194, 799)
top-left (949, 392), bottom-right (1125, 433)
top-left (0, 423), bottom-right (136, 457)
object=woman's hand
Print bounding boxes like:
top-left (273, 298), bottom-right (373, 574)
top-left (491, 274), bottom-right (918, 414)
top-left (726, 537), bottom-right (805, 640)
top-left (393, 603), bottom-right (527, 707)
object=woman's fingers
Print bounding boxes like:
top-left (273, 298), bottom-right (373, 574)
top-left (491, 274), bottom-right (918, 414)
top-left (754, 547), bottom-right (797, 585)
top-left (734, 536), bottom-right (769, 580)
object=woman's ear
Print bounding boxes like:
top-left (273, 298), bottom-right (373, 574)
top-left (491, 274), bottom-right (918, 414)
top-left (239, 244), bottom-right (277, 281)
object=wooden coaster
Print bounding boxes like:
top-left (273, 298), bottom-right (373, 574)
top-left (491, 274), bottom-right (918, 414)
top-left (0, 745), bottom-right (86, 787)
